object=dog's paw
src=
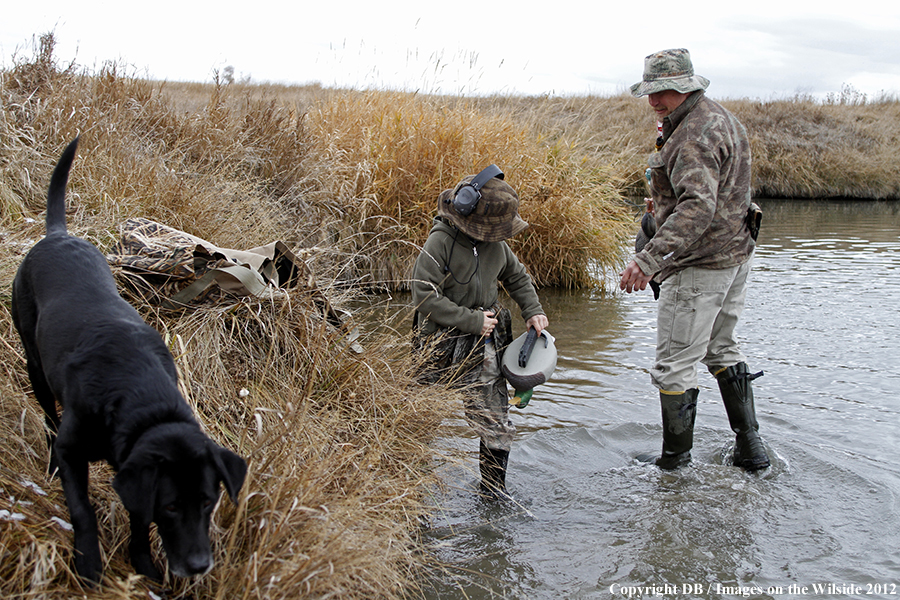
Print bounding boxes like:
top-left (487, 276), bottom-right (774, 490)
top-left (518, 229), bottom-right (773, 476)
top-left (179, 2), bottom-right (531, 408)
top-left (74, 550), bottom-right (103, 585)
top-left (132, 554), bottom-right (163, 582)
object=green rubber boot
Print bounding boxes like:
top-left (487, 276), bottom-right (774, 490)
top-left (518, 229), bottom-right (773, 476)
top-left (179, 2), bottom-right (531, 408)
top-left (479, 440), bottom-right (510, 499)
top-left (716, 362), bottom-right (770, 471)
top-left (638, 389), bottom-right (698, 470)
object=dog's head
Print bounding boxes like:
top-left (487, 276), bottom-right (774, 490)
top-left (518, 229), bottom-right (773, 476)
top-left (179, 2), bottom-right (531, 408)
top-left (112, 424), bottom-right (247, 578)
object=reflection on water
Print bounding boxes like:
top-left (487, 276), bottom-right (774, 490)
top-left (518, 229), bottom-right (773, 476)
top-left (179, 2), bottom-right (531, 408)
top-left (409, 200), bottom-right (900, 599)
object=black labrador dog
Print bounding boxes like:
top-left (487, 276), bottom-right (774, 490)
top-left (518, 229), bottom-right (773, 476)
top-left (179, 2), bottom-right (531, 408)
top-left (11, 138), bottom-right (247, 584)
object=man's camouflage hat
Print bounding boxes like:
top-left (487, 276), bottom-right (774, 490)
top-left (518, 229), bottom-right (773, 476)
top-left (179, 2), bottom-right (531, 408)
top-left (437, 175), bottom-right (528, 243)
top-left (630, 48), bottom-right (710, 98)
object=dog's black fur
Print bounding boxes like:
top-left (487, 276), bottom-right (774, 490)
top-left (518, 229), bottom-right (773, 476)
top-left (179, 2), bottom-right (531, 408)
top-left (11, 138), bottom-right (247, 584)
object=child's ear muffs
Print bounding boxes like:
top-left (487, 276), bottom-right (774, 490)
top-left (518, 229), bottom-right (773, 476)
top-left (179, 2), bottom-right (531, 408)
top-left (446, 164), bottom-right (504, 216)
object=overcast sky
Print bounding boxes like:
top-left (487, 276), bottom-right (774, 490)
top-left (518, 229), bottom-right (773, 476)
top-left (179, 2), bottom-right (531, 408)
top-left (3, 0), bottom-right (900, 101)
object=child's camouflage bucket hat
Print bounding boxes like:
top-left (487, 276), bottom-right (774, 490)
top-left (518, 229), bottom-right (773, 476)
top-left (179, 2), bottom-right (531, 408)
top-left (630, 48), bottom-right (710, 98)
top-left (437, 175), bottom-right (528, 243)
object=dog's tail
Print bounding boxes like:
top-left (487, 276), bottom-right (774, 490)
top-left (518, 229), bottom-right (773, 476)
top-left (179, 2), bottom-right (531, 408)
top-left (46, 137), bottom-right (79, 237)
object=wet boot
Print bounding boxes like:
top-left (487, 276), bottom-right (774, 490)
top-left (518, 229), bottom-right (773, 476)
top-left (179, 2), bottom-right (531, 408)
top-left (637, 389), bottom-right (698, 470)
top-left (479, 440), bottom-right (510, 499)
top-left (716, 362), bottom-right (770, 471)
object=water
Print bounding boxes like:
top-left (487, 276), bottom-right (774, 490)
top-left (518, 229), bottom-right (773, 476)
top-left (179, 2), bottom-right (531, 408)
top-left (415, 200), bottom-right (900, 599)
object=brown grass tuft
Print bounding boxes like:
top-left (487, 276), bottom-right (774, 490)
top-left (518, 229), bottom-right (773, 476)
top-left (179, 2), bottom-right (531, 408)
top-left (0, 34), bottom-right (461, 599)
top-left (0, 291), bottom-right (452, 599)
top-left (298, 90), bottom-right (634, 289)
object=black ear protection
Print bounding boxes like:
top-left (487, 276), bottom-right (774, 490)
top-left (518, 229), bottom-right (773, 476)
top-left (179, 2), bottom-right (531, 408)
top-left (447, 164), bottom-right (504, 216)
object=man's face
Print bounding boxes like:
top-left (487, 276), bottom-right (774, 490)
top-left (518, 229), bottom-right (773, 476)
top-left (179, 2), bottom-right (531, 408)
top-left (648, 89), bottom-right (690, 119)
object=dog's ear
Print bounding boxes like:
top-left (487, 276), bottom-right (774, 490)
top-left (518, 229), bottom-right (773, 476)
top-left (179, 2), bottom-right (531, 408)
top-left (212, 444), bottom-right (247, 504)
top-left (113, 461), bottom-right (157, 523)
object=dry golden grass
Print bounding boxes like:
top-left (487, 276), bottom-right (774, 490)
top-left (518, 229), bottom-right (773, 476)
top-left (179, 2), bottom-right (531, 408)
top-left (0, 285), bottom-right (453, 599)
top-left (480, 90), bottom-right (900, 201)
top-left (302, 90), bottom-right (634, 289)
top-left (728, 95), bottom-right (900, 199)
top-left (0, 33), bottom-right (461, 600)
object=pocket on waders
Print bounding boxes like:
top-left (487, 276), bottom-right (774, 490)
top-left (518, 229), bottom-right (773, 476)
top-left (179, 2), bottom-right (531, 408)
top-left (668, 288), bottom-right (699, 349)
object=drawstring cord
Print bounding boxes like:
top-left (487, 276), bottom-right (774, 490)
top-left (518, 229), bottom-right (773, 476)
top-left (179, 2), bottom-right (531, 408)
top-left (445, 227), bottom-right (480, 286)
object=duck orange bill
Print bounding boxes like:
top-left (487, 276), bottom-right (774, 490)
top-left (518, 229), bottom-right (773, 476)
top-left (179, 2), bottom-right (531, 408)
top-left (508, 388), bottom-right (534, 408)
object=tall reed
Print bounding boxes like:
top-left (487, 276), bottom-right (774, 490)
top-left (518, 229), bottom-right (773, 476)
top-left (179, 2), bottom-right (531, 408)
top-left (302, 90), bottom-right (634, 289)
top-left (468, 91), bottom-right (900, 201)
top-left (0, 33), bottom-right (454, 600)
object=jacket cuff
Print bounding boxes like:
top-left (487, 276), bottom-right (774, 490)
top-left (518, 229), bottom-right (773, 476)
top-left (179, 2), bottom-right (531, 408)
top-left (462, 310), bottom-right (485, 336)
top-left (635, 251), bottom-right (660, 277)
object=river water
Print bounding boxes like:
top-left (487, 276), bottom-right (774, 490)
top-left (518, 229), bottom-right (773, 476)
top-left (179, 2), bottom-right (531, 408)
top-left (414, 200), bottom-right (900, 600)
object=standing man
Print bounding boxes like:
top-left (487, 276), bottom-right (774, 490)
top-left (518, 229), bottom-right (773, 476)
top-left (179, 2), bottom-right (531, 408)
top-left (412, 166), bottom-right (549, 498)
top-left (620, 48), bottom-right (769, 471)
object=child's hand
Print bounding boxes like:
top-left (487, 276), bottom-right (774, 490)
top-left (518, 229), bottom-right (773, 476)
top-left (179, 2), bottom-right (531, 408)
top-left (481, 311), bottom-right (498, 337)
top-left (526, 314), bottom-right (549, 336)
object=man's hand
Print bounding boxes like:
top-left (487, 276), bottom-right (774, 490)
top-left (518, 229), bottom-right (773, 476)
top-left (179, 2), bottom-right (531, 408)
top-left (620, 260), bottom-right (652, 294)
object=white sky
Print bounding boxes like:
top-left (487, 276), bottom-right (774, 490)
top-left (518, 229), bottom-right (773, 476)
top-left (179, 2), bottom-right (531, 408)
top-left (3, 0), bottom-right (900, 100)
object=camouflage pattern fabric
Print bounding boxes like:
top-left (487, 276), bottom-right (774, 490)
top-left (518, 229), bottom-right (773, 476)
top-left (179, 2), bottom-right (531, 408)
top-left (436, 176), bottom-right (528, 243)
top-left (106, 218), bottom-right (338, 323)
top-left (630, 48), bottom-right (710, 98)
top-left (412, 304), bottom-right (515, 450)
top-left (108, 218), bottom-right (200, 279)
top-left (413, 304), bottom-right (512, 386)
top-left (106, 218), bottom-right (217, 305)
top-left (412, 327), bottom-right (484, 386)
top-left (635, 92), bottom-right (755, 283)
top-left (467, 340), bottom-right (515, 452)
